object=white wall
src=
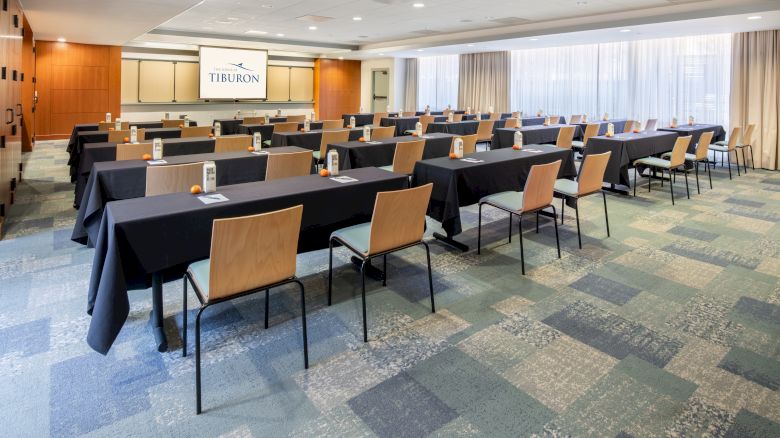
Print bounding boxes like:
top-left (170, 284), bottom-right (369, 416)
top-left (360, 58), bottom-right (406, 113)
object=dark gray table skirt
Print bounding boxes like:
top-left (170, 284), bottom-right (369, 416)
top-left (271, 128), bottom-right (364, 150)
top-left (586, 131), bottom-right (678, 186)
top-left (380, 116), bottom-right (447, 134)
top-left (658, 124), bottom-right (726, 152)
top-left (494, 125), bottom-right (583, 149)
top-left (327, 133), bottom-right (455, 170)
top-left (238, 122), bottom-right (324, 140)
top-left (214, 117), bottom-right (285, 135)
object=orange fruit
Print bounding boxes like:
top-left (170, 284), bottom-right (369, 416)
top-left (300, 128), bottom-right (305, 132)
top-left (190, 184), bottom-right (202, 194)
top-left (512, 144), bottom-right (522, 150)
top-left (358, 137), bottom-right (366, 142)
top-left (109, 127), bottom-right (115, 131)
top-left (142, 153), bottom-right (152, 161)
top-left (633, 129), bottom-right (640, 133)
top-left (247, 146), bottom-right (254, 152)
top-left (179, 124), bottom-right (184, 128)
top-left (208, 133), bottom-right (214, 138)
top-left (319, 168), bottom-right (330, 177)
top-left (123, 137), bottom-right (129, 143)
top-left (346, 125), bottom-right (353, 129)
top-left (449, 152), bottom-right (457, 159)
top-left (412, 132), bottom-right (418, 137)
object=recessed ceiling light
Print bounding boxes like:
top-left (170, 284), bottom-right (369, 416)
top-left (416, 49), bottom-right (424, 52)
top-left (530, 38), bottom-right (539, 41)
top-left (378, 53), bottom-right (385, 55)
top-left (338, 56), bottom-right (344, 60)
top-left (467, 44), bottom-right (474, 47)
top-left (619, 29), bottom-right (631, 32)
top-left (308, 25), bottom-right (317, 30)
top-left (276, 33), bottom-right (285, 37)
top-left (57, 37), bottom-right (66, 42)
top-left (215, 20), bottom-right (232, 24)
top-left (353, 16), bottom-right (362, 21)
top-left (576, 1), bottom-right (587, 5)
top-left (747, 15), bottom-right (762, 20)
top-left (261, 4), bottom-right (273, 8)
top-left (245, 30), bottom-right (268, 34)
top-left (413, 3), bottom-right (425, 8)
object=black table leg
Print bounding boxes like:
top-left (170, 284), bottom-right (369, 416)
top-left (150, 272), bottom-right (168, 352)
top-left (433, 232), bottom-right (469, 252)
top-left (604, 184), bottom-right (629, 196)
top-left (350, 256), bottom-right (385, 281)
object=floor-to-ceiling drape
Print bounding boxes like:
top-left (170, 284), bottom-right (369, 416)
top-left (404, 58), bottom-right (418, 112)
top-left (417, 55), bottom-right (459, 111)
top-left (730, 30), bottom-right (779, 170)
top-left (458, 51), bottom-right (510, 113)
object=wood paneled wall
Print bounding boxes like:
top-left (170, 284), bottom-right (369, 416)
top-left (314, 59), bottom-right (361, 120)
top-left (34, 41), bottom-right (121, 139)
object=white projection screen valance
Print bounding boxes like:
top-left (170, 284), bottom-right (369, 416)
top-left (199, 46), bottom-right (268, 99)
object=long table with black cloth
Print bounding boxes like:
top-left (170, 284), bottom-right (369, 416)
top-left (327, 133), bottom-right (456, 170)
top-left (411, 145), bottom-right (577, 250)
top-left (658, 124), bottom-right (726, 150)
top-left (72, 146), bottom-right (313, 247)
top-left (238, 122), bottom-right (324, 139)
top-left (380, 116), bottom-right (447, 134)
top-left (573, 119), bottom-right (629, 136)
top-left (213, 117), bottom-right (286, 135)
top-left (271, 128), bottom-right (364, 149)
top-left (86, 166), bottom-right (409, 354)
top-left (66, 121), bottom-right (197, 156)
top-left (425, 119), bottom-right (514, 136)
top-left (341, 113), bottom-right (374, 127)
top-left (585, 131), bottom-right (678, 189)
top-left (493, 124), bottom-right (584, 149)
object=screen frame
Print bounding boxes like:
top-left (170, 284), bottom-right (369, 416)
top-left (198, 45), bottom-right (269, 101)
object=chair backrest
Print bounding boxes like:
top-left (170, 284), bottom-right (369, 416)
top-left (583, 123), bottom-right (600, 146)
top-left (511, 111), bottom-right (520, 119)
top-left (322, 119), bottom-right (345, 130)
top-left (145, 162), bottom-right (203, 197)
top-left (181, 126), bottom-right (213, 138)
top-left (367, 183), bottom-right (433, 255)
top-left (419, 115), bottom-right (436, 133)
top-left (99, 121), bottom-right (128, 131)
top-left (556, 126), bottom-right (576, 149)
top-left (207, 205), bottom-right (303, 301)
top-left (624, 121), bottom-right (635, 132)
top-left (452, 114), bottom-right (463, 122)
top-left (372, 112), bottom-right (388, 126)
top-left (161, 119), bottom-right (183, 128)
top-left (695, 131), bottom-right (714, 161)
top-left (215, 135), bottom-right (252, 153)
top-left (319, 129), bottom-right (350, 157)
top-left (548, 116), bottom-right (560, 124)
top-left (725, 126), bottom-right (742, 151)
top-left (476, 120), bottom-right (494, 141)
top-left (265, 151), bottom-right (313, 181)
top-left (742, 124), bottom-right (755, 146)
top-left (645, 119), bottom-right (657, 131)
top-left (488, 112), bottom-right (500, 120)
top-left (504, 118), bottom-right (519, 129)
top-left (108, 130), bottom-right (131, 143)
top-left (522, 160), bottom-right (562, 212)
top-left (371, 125), bottom-right (396, 140)
top-left (243, 116), bottom-right (264, 125)
top-left (570, 115), bottom-right (583, 124)
top-left (453, 135), bottom-right (478, 155)
top-left (272, 122), bottom-right (300, 133)
top-left (391, 139), bottom-right (425, 174)
top-left (577, 152), bottom-right (611, 196)
top-left (286, 114), bottom-right (306, 123)
top-left (402, 111), bottom-right (416, 117)
top-left (669, 136), bottom-right (692, 168)
top-left (116, 142), bottom-right (152, 160)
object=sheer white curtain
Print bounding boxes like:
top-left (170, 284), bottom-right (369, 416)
top-left (510, 34), bottom-right (732, 127)
top-left (417, 55), bottom-right (459, 111)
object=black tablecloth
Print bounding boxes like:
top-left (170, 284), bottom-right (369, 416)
top-left (238, 122), bottom-right (324, 139)
top-left (66, 121), bottom-right (176, 154)
top-left (574, 119), bottom-right (629, 137)
top-left (381, 116), bottom-right (447, 134)
top-left (327, 133), bottom-right (455, 170)
top-left (72, 146), bottom-right (312, 246)
top-left (73, 137), bottom-right (219, 208)
top-left (494, 124), bottom-right (583, 149)
top-left (342, 114), bottom-right (374, 127)
top-left (85, 167), bottom-right (408, 354)
top-left (586, 131), bottom-right (678, 187)
top-left (415, 111), bottom-right (445, 116)
top-left (412, 145), bottom-right (577, 236)
top-left (658, 124), bottom-right (726, 151)
top-left (214, 117), bottom-right (285, 135)
top-left (519, 116), bottom-right (565, 126)
top-left (271, 128), bottom-right (363, 150)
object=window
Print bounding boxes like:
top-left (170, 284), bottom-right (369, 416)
top-left (417, 55), bottom-right (459, 111)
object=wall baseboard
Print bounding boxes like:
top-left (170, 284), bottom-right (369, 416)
top-left (35, 134), bottom-right (69, 141)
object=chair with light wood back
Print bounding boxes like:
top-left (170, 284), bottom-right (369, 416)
top-left (662, 130), bottom-right (715, 194)
top-left (162, 119), bottom-right (183, 128)
top-left (108, 130), bottom-right (131, 143)
top-left (99, 121), bottom-right (129, 131)
top-left (735, 123), bottom-right (756, 172)
top-left (215, 135), bottom-right (252, 153)
top-left (453, 134), bottom-right (478, 155)
top-left (503, 118), bottom-right (519, 129)
top-left (116, 142), bottom-right (153, 161)
top-left (243, 116), bottom-right (264, 125)
top-left (328, 183), bottom-right (435, 342)
top-left (419, 115), bottom-right (436, 134)
top-left (286, 115), bottom-right (306, 123)
top-left (272, 122), bottom-right (300, 133)
top-left (548, 116), bottom-right (560, 124)
top-left (181, 126), bottom-right (213, 138)
top-left (371, 126), bottom-right (395, 140)
top-left (372, 112), bottom-right (388, 126)
top-left (181, 204), bottom-right (308, 414)
top-left (265, 151), bottom-right (313, 181)
top-left (570, 115), bottom-right (583, 124)
top-left (402, 111), bottom-right (416, 117)
top-left (708, 126), bottom-right (742, 179)
top-left (489, 112), bottom-right (500, 120)
top-left (476, 120), bottom-right (494, 145)
top-left (322, 119), bottom-right (345, 130)
top-left (381, 139), bottom-right (425, 175)
top-left (645, 119), bottom-right (658, 131)
top-left (634, 136), bottom-right (692, 204)
top-left (511, 112), bottom-right (520, 119)
top-left (478, 160), bottom-right (563, 274)
top-left (317, 129), bottom-right (350, 163)
top-left (624, 121), bottom-right (635, 132)
top-left (571, 123), bottom-right (600, 152)
top-left (556, 126), bottom-right (576, 149)
top-left (453, 114), bottom-right (463, 122)
top-left (145, 162), bottom-right (204, 197)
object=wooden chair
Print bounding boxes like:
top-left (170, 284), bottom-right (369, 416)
top-left (555, 126), bottom-right (576, 149)
top-left (734, 123), bottom-right (756, 172)
top-left (402, 111), bottom-right (416, 117)
top-left (99, 121), bottom-right (128, 131)
top-left (453, 135), bottom-right (478, 155)
top-left (328, 184), bottom-right (435, 342)
top-left (116, 142), bottom-right (152, 161)
top-left (181, 205), bottom-right (308, 414)
top-left (476, 120), bottom-right (494, 147)
top-left (548, 116), bottom-right (560, 125)
top-left (645, 119), bottom-right (658, 131)
top-left (372, 112), bottom-right (388, 126)
top-left (108, 130), bottom-right (131, 143)
top-left (316, 129), bottom-right (350, 164)
top-left (708, 126), bottom-right (742, 179)
top-left (322, 119), bottom-right (345, 130)
top-left (419, 115), bottom-right (436, 134)
top-left (662, 131), bottom-right (714, 194)
top-left (371, 125), bottom-right (395, 140)
top-left (273, 122), bottom-right (300, 133)
top-left (243, 116), bottom-right (264, 125)
top-left (265, 151), bottom-right (313, 181)
top-left (624, 121), bottom-right (635, 132)
top-left (477, 160), bottom-right (563, 274)
top-left (569, 115), bottom-right (583, 124)
top-left (511, 111), bottom-right (521, 119)
top-left (503, 118), bottom-right (519, 129)
top-left (181, 126), bottom-right (213, 138)
top-left (286, 114), bottom-right (306, 123)
top-left (554, 151), bottom-right (611, 248)
top-left (633, 135), bottom-right (692, 204)
top-left (379, 139), bottom-right (425, 175)
top-left (489, 112), bottom-right (500, 121)
top-left (452, 114), bottom-right (464, 122)
top-left (572, 123), bottom-right (599, 152)
top-left (145, 162), bottom-right (204, 197)
top-left (214, 135), bottom-right (252, 153)
top-left (162, 119), bottom-right (183, 128)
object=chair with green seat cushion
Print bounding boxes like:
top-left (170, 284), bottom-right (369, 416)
top-left (571, 123), bottom-right (600, 152)
top-left (477, 160), bottom-right (562, 275)
top-left (633, 135), bottom-right (692, 205)
top-left (554, 151), bottom-right (612, 249)
top-left (734, 124), bottom-right (755, 173)
top-left (661, 130), bottom-right (714, 194)
top-left (379, 139), bottom-right (425, 175)
top-left (317, 129), bottom-right (350, 169)
top-left (181, 205), bottom-right (308, 414)
top-left (708, 126), bottom-right (742, 179)
top-left (327, 184), bottom-right (435, 343)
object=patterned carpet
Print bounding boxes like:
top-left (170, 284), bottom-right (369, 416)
top-left (1, 140), bottom-right (779, 437)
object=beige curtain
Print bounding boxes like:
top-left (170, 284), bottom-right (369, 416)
top-left (404, 58), bottom-right (418, 112)
top-left (458, 51), bottom-right (510, 113)
top-left (730, 30), bottom-right (779, 170)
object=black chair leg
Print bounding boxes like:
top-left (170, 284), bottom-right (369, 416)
top-left (551, 205), bottom-right (561, 258)
top-left (749, 145), bottom-right (755, 170)
top-left (707, 160), bottom-right (713, 189)
top-left (695, 162), bottom-right (700, 194)
top-left (327, 240), bottom-right (334, 306)
top-left (518, 216), bottom-right (525, 275)
top-left (727, 152), bottom-right (732, 179)
top-left (735, 150), bottom-right (741, 176)
top-left (423, 242), bottom-right (435, 313)
top-left (574, 198), bottom-right (582, 249)
top-left (669, 169), bottom-right (675, 205)
top-left (195, 306), bottom-right (206, 414)
top-left (382, 254), bottom-right (387, 287)
top-left (477, 203), bottom-right (483, 254)
top-left (264, 289), bottom-right (270, 329)
top-left (633, 167), bottom-right (638, 197)
top-left (508, 213), bottom-right (512, 244)
top-left (182, 275), bottom-right (188, 357)
top-left (360, 259), bottom-right (368, 343)
top-left (295, 280), bottom-right (309, 369)
top-left (602, 191), bottom-right (610, 237)
top-left (742, 149), bottom-right (748, 174)
top-left (536, 211), bottom-right (540, 233)
top-left (684, 168), bottom-right (690, 199)
top-left (561, 197), bottom-right (565, 224)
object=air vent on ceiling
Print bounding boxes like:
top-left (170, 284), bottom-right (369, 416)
top-left (489, 17), bottom-right (532, 25)
top-left (411, 29), bottom-right (442, 36)
top-left (296, 15), bottom-right (334, 23)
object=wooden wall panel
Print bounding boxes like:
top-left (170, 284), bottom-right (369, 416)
top-left (34, 41), bottom-right (121, 139)
top-left (314, 59), bottom-right (361, 120)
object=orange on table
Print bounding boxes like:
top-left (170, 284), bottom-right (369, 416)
top-left (208, 133), bottom-right (214, 138)
top-left (247, 146), bottom-right (254, 152)
top-left (123, 137), bottom-right (129, 143)
top-left (319, 168), bottom-right (330, 177)
top-left (190, 185), bottom-right (202, 194)
top-left (449, 152), bottom-right (457, 159)
top-left (142, 153), bottom-right (152, 161)
top-left (512, 144), bottom-right (522, 150)
top-left (358, 137), bottom-right (366, 142)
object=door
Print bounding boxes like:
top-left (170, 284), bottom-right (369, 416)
top-left (371, 69), bottom-right (389, 113)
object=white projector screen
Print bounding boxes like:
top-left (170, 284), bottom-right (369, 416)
top-left (199, 46), bottom-right (268, 99)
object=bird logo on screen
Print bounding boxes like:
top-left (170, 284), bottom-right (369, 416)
top-left (229, 62), bottom-right (254, 72)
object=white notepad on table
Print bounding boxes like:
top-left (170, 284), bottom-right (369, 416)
top-left (330, 176), bottom-right (358, 183)
top-left (197, 194), bottom-right (230, 205)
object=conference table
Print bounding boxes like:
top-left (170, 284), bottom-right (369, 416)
top-left (411, 145), bottom-right (577, 251)
top-left (425, 119), bottom-right (514, 136)
top-left (72, 146), bottom-right (312, 246)
top-left (586, 131), bottom-right (678, 190)
top-left (238, 122), bottom-right (325, 139)
top-left (327, 133), bottom-right (455, 170)
top-left (86, 166), bottom-right (409, 354)
top-left (415, 111), bottom-right (445, 116)
top-left (271, 128), bottom-right (363, 149)
top-left (380, 116), bottom-right (447, 134)
top-left (658, 124), bottom-right (726, 150)
top-left (493, 124), bottom-right (584, 149)
top-left (574, 119), bottom-right (630, 136)
top-left (213, 117), bottom-right (286, 135)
